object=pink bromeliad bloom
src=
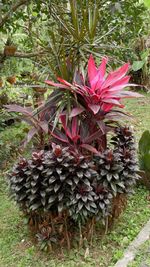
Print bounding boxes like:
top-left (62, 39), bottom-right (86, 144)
top-left (45, 55), bottom-right (141, 114)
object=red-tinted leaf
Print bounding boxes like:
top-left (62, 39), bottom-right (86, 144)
top-left (69, 107), bottom-right (85, 118)
top-left (27, 127), bottom-right (37, 142)
top-left (83, 129), bottom-right (103, 143)
top-left (60, 114), bottom-right (72, 139)
top-left (80, 121), bottom-right (89, 141)
top-left (103, 98), bottom-right (124, 108)
top-left (105, 111), bottom-right (131, 121)
top-left (36, 90), bottom-right (63, 114)
top-left (72, 117), bottom-right (78, 139)
top-left (5, 104), bottom-right (33, 116)
top-left (102, 84), bottom-right (138, 96)
top-left (57, 77), bottom-right (73, 87)
top-left (39, 121), bottom-right (49, 133)
top-left (101, 103), bottom-right (114, 112)
top-left (92, 57), bottom-right (108, 90)
top-left (45, 80), bottom-right (69, 89)
top-left (21, 127), bottom-right (37, 148)
top-left (88, 104), bottom-right (100, 114)
top-left (88, 55), bottom-right (97, 88)
top-left (80, 144), bottom-right (100, 154)
top-left (51, 128), bottom-right (69, 143)
top-left (73, 71), bottom-right (84, 85)
top-left (115, 91), bottom-right (143, 98)
top-left (109, 76), bottom-right (130, 89)
top-left (97, 121), bottom-right (106, 135)
top-left (101, 63), bottom-right (130, 89)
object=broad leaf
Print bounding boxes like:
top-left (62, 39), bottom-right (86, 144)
top-left (132, 60), bottom-right (145, 71)
top-left (139, 130), bottom-right (150, 154)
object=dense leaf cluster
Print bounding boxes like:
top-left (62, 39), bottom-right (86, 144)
top-left (9, 127), bottom-right (138, 224)
top-left (112, 127), bottom-right (139, 192)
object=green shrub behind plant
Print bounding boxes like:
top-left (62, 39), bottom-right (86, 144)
top-left (139, 130), bottom-right (150, 171)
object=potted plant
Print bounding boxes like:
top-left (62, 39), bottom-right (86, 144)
top-left (8, 55), bottom-right (142, 250)
top-left (138, 130), bottom-right (150, 189)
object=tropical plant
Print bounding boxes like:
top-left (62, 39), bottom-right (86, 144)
top-left (44, 55), bottom-right (141, 152)
top-left (0, 0), bottom-right (148, 82)
top-left (8, 54), bottom-right (141, 249)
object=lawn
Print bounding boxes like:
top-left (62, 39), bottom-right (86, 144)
top-left (128, 239), bottom-right (150, 267)
top-left (0, 92), bottom-right (150, 267)
top-left (124, 91), bottom-right (150, 140)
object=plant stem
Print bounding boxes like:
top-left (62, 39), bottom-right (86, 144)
top-left (64, 215), bottom-right (70, 250)
top-left (78, 221), bottom-right (83, 248)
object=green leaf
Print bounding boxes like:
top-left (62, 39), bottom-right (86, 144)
top-left (144, 0), bottom-right (150, 8)
top-left (139, 130), bottom-right (150, 154)
top-left (141, 50), bottom-right (149, 60)
top-left (143, 153), bottom-right (150, 171)
top-left (132, 60), bottom-right (145, 71)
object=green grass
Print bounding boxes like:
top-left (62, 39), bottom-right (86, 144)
top-left (124, 91), bottom-right (150, 141)
top-left (128, 239), bottom-right (150, 267)
top-left (0, 122), bottom-right (28, 169)
top-left (0, 92), bottom-right (150, 267)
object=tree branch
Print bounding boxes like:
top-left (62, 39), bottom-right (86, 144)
top-left (0, 0), bottom-right (30, 28)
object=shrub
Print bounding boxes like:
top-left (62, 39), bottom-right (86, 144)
top-left (139, 130), bottom-right (150, 172)
top-left (138, 130), bottom-right (150, 190)
top-left (8, 55), bottom-right (141, 249)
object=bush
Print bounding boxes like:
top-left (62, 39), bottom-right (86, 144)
top-left (9, 126), bottom-right (138, 248)
top-left (8, 55), bottom-right (141, 249)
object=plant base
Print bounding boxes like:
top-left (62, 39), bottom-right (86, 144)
top-left (24, 193), bottom-right (127, 251)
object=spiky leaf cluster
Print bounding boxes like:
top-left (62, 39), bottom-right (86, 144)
top-left (94, 126), bottom-right (139, 196)
top-left (9, 145), bottom-right (114, 223)
top-left (119, 148), bottom-right (139, 193)
top-left (9, 126), bottom-right (139, 224)
top-left (112, 126), bottom-right (139, 193)
top-left (112, 126), bottom-right (136, 151)
top-left (9, 158), bottom-right (29, 207)
top-left (67, 178), bottom-right (113, 222)
top-left (94, 150), bottom-right (124, 195)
